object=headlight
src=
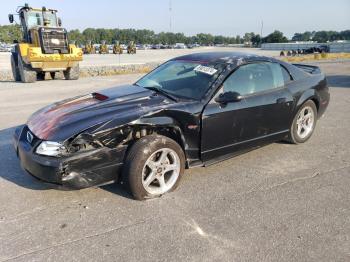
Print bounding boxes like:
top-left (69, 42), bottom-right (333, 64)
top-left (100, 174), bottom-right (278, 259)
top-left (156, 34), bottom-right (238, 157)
top-left (36, 141), bottom-right (66, 156)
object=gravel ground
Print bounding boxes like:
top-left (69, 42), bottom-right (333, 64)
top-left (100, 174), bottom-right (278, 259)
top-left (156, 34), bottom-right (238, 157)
top-left (0, 61), bottom-right (349, 262)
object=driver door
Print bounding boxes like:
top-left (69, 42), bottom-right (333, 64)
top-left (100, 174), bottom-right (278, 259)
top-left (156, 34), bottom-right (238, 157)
top-left (201, 62), bottom-right (294, 163)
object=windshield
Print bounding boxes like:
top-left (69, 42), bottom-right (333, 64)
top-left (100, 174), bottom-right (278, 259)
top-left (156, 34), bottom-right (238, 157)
top-left (25, 11), bottom-right (58, 29)
top-left (135, 60), bottom-right (221, 100)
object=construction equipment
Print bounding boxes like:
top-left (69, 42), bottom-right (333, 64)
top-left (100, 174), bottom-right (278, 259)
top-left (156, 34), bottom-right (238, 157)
top-left (8, 3), bottom-right (83, 83)
top-left (113, 41), bottom-right (123, 54)
top-left (99, 40), bottom-right (108, 54)
top-left (127, 41), bottom-right (136, 54)
top-left (83, 40), bottom-right (95, 54)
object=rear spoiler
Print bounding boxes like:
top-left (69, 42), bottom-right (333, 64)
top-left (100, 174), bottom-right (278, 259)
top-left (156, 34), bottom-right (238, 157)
top-left (292, 63), bottom-right (321, 75)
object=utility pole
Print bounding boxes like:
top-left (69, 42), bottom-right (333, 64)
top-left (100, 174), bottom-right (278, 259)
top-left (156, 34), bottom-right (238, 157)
top-left (260, 20), bottom-right (264, 47)
top-left (169, 0), bottom-right (172, 32)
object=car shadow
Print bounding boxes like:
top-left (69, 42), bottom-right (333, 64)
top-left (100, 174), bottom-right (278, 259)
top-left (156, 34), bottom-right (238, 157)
top-left (326, 75), bottom-right (350, 88)
top-left (100, 183), bottom-right (134, 200)
top-left (0, 125), bottom-right (133, 199)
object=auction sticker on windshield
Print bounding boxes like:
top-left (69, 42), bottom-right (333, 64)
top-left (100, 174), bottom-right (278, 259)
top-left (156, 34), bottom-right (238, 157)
top-left (194, 65), bottom-right (218, 76)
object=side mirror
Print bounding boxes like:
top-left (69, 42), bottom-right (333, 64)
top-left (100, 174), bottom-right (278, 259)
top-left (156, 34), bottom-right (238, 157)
top-left (8, 14), bottom-right (14, 23)
top-left (58, 17), bottom-right (62, 26)
top-left (215, 91), bottom-right (242, 104)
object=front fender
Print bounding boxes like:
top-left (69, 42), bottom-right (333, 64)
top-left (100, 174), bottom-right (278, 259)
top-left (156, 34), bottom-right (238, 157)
top-left (132, 116), bottom-right (188, 149)
top-left (132, 116), bottom-right (180, 127)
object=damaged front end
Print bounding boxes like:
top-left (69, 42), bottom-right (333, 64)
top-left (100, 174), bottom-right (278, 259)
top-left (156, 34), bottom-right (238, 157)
top-left (13, 125), bottom-right (129, 189)
top-left (13, 121), bottom-right (187, 189)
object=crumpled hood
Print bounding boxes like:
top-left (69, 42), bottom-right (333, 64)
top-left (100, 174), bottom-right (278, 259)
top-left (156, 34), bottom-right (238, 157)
top-left (27, 85), bottom-right (175, 141)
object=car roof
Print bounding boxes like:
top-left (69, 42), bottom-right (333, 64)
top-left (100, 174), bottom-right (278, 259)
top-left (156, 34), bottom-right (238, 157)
top-left (172, 51), bottom-right (268, 64)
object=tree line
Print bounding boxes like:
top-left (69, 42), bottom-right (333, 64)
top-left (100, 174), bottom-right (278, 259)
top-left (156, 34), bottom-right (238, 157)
top-left (68, 28), bottom-right (247, 46)
top-left (292, 30), bottom-right (350, 43)
top-left (0, 25), bottom-right (349, 46)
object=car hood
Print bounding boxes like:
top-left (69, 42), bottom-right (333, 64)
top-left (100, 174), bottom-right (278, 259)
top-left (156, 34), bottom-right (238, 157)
top-left (27, 85), bottom-right (176, 141)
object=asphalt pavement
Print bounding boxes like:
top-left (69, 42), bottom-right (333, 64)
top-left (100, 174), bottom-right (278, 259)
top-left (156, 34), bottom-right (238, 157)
top-left (0, 61), bottom-right (349, 262)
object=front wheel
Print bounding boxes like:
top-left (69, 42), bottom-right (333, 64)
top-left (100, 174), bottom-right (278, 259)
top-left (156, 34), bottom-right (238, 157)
top-left (123, 135), bottom-right (185, 200)
top-left (18, 54), bottom-right (36, 83)
top-left (287, 100), bottom-right (317, 144)
top-left (11, 54), bottom-right (21, 81)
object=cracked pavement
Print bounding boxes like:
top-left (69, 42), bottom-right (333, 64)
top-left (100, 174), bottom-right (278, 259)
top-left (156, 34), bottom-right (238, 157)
top-left (0, 60), bottom-right (349, 262)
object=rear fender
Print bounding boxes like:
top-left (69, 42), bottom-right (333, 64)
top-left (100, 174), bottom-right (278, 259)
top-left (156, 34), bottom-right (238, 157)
top-left (295, 89), bottom-right (320, 115)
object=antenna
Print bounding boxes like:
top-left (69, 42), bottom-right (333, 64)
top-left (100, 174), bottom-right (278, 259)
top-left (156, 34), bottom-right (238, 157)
top-left (169, 0), bottom-right (172, 32)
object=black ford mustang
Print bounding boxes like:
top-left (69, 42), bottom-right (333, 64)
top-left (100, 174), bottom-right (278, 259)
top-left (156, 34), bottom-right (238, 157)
top-left (13, 52), bottom-right (330, 200)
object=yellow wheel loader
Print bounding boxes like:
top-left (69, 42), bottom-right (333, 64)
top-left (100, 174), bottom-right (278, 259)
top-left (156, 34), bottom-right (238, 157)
top-left (83, 41), bottom-right (96, 54)
top-left (8, 3), bottom-right (83, 83)
top-left (99, 41), bottom-right (109, 54)
top-left (127, 41), bottom-right (136, 54)
top-left (113, 41), bottom-right (123, 54)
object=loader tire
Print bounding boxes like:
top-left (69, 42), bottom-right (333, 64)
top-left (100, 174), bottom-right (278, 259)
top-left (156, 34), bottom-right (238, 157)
top-left (37, 72), bottom-right (46, 80)
top-left (11, 54), bottom-right (21, 82)
top-left (18, 54), bottom-right (36, 83)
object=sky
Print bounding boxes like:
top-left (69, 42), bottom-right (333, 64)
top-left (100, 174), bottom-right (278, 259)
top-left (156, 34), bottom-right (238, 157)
top-left (1, 0), bottom-right (349, 38)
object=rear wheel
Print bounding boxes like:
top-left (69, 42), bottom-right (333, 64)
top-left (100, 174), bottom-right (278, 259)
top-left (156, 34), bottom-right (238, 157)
top-left (11, 54), bottom-right (21, 82)
top-left (50, 72), bottom-right (56, 80)
top-left (287, 100), bottom-right (317, 144)
top-left (37, 72), bottom-right (46, 81)
top-left (63, 65), bottom-right (79, 80)
top-left (123, 135), bottom-right (185, 200)
top-left (18, 54), bottom-right (36, 83)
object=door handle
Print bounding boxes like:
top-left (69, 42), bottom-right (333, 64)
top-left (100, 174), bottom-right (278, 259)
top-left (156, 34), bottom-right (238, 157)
top-left (276, 97), bottom-right (287, 104)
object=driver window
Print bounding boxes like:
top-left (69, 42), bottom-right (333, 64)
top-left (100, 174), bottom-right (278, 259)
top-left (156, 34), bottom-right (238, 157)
top-left (223, 62), bottom-right (285, 96)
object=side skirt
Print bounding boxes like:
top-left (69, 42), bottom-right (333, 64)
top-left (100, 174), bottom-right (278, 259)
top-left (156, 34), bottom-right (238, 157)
top-left (201, 130), bottom-right (289, 167)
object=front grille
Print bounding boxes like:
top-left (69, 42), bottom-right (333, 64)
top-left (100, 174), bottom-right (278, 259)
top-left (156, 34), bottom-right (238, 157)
top-left (39, 27), bottom-right (69, 54)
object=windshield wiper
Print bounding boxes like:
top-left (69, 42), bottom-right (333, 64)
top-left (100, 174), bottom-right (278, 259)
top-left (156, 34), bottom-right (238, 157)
top-left (142, 86), bottom-right (178, 102)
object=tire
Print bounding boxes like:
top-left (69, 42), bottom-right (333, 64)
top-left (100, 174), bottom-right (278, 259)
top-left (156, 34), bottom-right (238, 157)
top-left (287, 100), bottom-right (317, 144)
top-left (63, 65), bottom-right (79, 80)
top-left (18, 54), bottom-right (36, 83)
top-left (37, 72), bottom-right (46, 80)
top-left (123, 135), bottom-right (185, 200)
top-left (50, 72), bottom-right (56, 80)
top-left (11, 54), bottom-right (21, 82)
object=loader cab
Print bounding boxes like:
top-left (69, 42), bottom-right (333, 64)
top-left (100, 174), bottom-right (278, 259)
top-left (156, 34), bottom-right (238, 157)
top-left (17, 5), bottom-right (59, 43)
top-left (10, 4), bottom-right (69, 55)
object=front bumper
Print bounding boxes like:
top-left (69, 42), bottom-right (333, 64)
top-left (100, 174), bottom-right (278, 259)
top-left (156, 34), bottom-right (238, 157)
top-left (25, 45), bottom-right (83, 71)
top-left (26, 46), bottom-right (83, 62)
top-left (29, 61), bottom-right (80, 71)
top-left (13, 125), bottom-right (126, 189)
